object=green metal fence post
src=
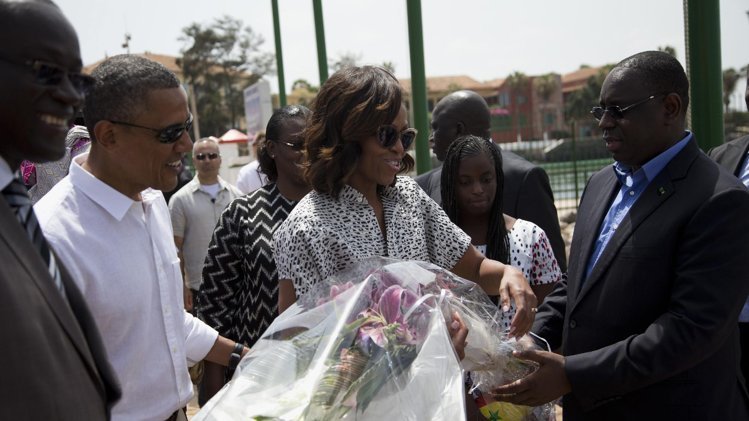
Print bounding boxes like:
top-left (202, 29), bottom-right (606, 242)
top-left (684, 0), bottom-right (723, 151)
top-left (271, 0), bottom-right (286, 107)
top-left (313, 0), bottom-right (329, 84)
top-left (406, 0), bottom-right (431, 174)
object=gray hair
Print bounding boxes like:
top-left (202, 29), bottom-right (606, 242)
top-left (84, 54), bottom-right (180, 140)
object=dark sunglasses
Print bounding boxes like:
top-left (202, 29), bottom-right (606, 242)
top-left (0, 56), bottom-right (95, 95)
top-left (590, 95), bottom-right (657, 121)
top-left (110, 114), bottom-right (193, 144)
top-left (377, 125), bottom-right (417, 150)
top-left (195, 152), bottom-right (219, 161)
top-left (270, 138), bottom-right (304, 151)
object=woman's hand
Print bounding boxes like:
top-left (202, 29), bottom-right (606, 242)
top-left (448, 311), bottom-right (468, 360)
top-left (500, 265), bottom-right (537, 337)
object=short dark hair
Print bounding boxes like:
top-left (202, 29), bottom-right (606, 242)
top-left (304, 65), bottom-right (414, 197)
top-left (258, 105), bottom-right (310, 182)
top-left (0, 0), bottom-right (58, 18)
top-left (441, 135), bottom-right (509, 264)
top-left (84, 54), bottom-right (180, 140)
top-left (616, 50), bottom-right (690, 112)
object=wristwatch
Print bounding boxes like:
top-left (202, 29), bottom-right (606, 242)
top-left (228, 342), bottom-right (245, 371)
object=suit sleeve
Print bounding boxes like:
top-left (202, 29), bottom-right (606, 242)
top-left (515, 166), bottom-right (567, 272)
top-left (531, 275), bottom-right (568, 350)
top-left (565, 187), bottom-right (749, 406)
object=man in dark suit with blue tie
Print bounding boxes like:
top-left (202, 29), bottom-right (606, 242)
top-left (494, 51), bottom-right (749, 420)
top-left (0, 0), bottom-right (120, 418)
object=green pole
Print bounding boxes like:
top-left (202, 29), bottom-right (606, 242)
top-left (271, 0), bottom-right (286, 106)
top-left (312, 0), bottom-right (328, 84)
top-left (406, 0), bottom-right (431, 174)
top-left (684, 0), bottom-right (723, 151)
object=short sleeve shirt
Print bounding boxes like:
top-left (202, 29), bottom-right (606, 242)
top-left (476, 218), bottom-right (561, 330)
top-left (273, 176), bottom-right (471, 295)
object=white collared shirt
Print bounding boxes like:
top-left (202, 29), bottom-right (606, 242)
top-left (35, 154), bottom-right (218, 421)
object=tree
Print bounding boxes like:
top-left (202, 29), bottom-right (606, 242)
top-left (535, 73), bottom-right (560, 136)
top-left (289, 79), bottom-right (318, 107)
top-left (723, 68), bottom-right (741, 113)
top-left (535, 73), bottom-right (558, 103)
top-left (564, 65), bottom-right (614, 137)
top-left (506, 71), bottom-right (528, 139)
top-left (291, 79), bottom-right (318, 93)
top-left (329, 52), bottom-right (361, 74)
top-left (179, 16), bottom-right (275, 137)
top-left (657, 45), bottom-right (677, 58)
top-left (381, 61), bottom-right (396, 74)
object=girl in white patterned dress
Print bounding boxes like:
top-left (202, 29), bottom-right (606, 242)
top-left (441, 134), bottom-right (562, 331)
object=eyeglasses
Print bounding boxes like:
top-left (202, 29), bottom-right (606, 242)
top-left (0, 56), bottom-right (95, 95)
top-left (110, 114), bottom-right (193, 144)
top-left (195, 152), bottom-right (219, 161)
top-left (270, 138), bottom-right (304, 151)
top-left (377, 125), bottom-right (417, 150)
top-left (590, 95), bottom-right (657, 121)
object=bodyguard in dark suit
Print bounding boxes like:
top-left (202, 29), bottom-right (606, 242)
top-left (415, 90), bottom-right (566, 272)
top-left (707, 69), bottom-right (749, 388)
top-left (494, 51), bottom-right (749, 420)
top-left (0, 0), bottom-right (120, 418)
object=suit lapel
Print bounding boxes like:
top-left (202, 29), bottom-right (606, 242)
top-left (0, 198), bottom-right (100, 383)
top-left (574, 140), bottom-right (699, 307)
top-left (724, 140), bottom-right (749, 176)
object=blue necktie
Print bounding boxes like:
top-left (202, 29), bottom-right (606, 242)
top-left (2, 176), bottom-right (67, 299)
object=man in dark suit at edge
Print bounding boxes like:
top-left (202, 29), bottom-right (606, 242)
top-left (415, 90), bottom-right (567, 272)
top-left (707, 66), bottom-right (749, 387)
top-left (494, 51), bottom-right (749, 420)
top-left (0, 0), bottom-right (120, 419)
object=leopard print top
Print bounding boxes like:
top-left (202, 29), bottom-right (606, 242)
top-left (273, 176), bottom-right (471, 296)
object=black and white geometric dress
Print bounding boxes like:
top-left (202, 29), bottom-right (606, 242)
top-left (197, 183), bottom-right (298, 347)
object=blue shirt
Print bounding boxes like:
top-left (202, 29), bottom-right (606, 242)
top-left (584, 132), bottom-right (693, 280)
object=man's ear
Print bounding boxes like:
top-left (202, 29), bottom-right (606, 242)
top-left (456, 121), bottom-right (466, 135)
top-left (663, 93), bottom-right (683, 124)
top-left (93, 120), bottom-right (118, 150)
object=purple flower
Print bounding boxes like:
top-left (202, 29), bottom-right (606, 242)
top-left (378, 285), bottom-right (419, 324)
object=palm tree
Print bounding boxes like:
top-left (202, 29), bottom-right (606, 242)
top-left (564, 65), bottom-right (613, 138)
top-left (535, 73), bottom-right (559, 137)
top-left (506, 71), bottom-right (528, 140)
top-left (723, 68), bottom-right (740, 113)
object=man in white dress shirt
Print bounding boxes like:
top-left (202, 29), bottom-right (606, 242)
top-left (36, 54), bottom-right (247, 421)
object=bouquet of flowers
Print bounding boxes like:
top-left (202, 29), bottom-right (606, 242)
top-left (194, 258), bottom-right (554, 421)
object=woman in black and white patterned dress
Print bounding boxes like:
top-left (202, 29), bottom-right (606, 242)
top-left (197, 105), bottom-right (311, 400)
top-left (272, 66), bottom-right (537, 338)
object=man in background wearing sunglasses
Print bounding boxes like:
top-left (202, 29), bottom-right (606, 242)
top-left (0, 0), bottom-right (121, 418)
top-left (494, 51), bottom-right (749, 419)
top-left (35, 54), bottom-right (249, 421)
top-left (169, 137), bottom-right (241, 315)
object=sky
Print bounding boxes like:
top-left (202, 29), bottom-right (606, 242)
top-left (58, 0), bottom-right (749, 110)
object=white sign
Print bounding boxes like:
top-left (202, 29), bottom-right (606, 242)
top-left (244, 79), bottom-right (273, 135)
